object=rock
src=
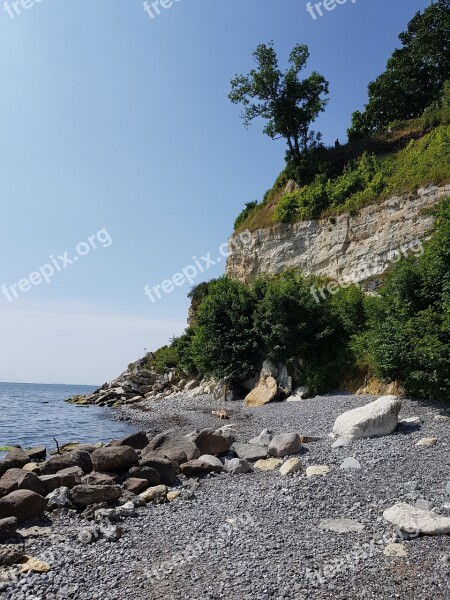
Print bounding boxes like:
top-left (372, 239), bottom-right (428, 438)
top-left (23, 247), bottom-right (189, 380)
top-left (0, 460), bottom-right (15, 477)
top-left (101, 523), bottom-right (123, 542)
top-left (180, 460), bottom-right (215, 477)
top-left (116, 501), bottom-right (137, 517)
top-left (0, 544), bottom-right (24, 566)
top-left (194, 429), bottom-right (232, 455)
top-left (91, 446), bottom-right (138, 474)
top-left (4, 448), bottom-right (30, 469)
top-left (332, 395), bottom-right (402, 440)
top-left (248, 428), bottom-right (273, 446)
top-left (279, 457), bottom-right (302, 476)
top-left (167, 490), bottom-right (181, 502)
top-left (225, 458), bottom-right (252, 475)
top-left (57, 466), bottom-right (84, 483)
top-left (26, 447), bottom-right (47, 461)
top-left (22, 462), bottom-right (41, 474)
top-left (0, 468), bottom-right (45, 497)
top-left (0, 517), bottom-right (17, 541)
top-left (261, 359), bottom-right (278, 377)
top-left (231, 443), bottom-right (267, 462)
top-left (95, 508), bottom-right (118, 523)
top-left (198, 455), bottom-right (224, 472)
top-left (81, 472), bottom-right (119, 486)
top-left (46, 487), bottom-right (70, 509)
top-left (143, 433), bottom-right (199, 463)
top-left (139, 456), bottom-right (178, 485)
top-left (42, 450), bottom-right (93, 475)
top-left (254, 458), bottom-right (283, 472)
top-left (383, 502), bottom-right (450, 535)
top-left (128, 466), bottom-right (160, 486)
top-left (415, 438), bottom-right (438, 446)
top-left (340, 457), bottom-right (361, 470)
top-left (384, 543), bottom-right (408, 557)
top-left (319, 518), bottom-right (364, 533)
top-left (306, 465), bottom-right (330, 478)
top-left (113, 431), bottom-right (149, 450)
top-left (268, 433), bottom-right (302, 458)
top-left (415, 498), bottom-right (434, 511)
top-left (123, 478), bottom-right (150, 494)
top-left (0, 490), bottom-right (46, 522)
top-left (331, 436), bottom-right (352, 449)
top-left (212, 379), bottom-right (239, 401)
top-left (139, 485), bottom-right (168, 503)
top-left (184, 380), bottom-right (199, 391)
top-left (245, 374), bottom-right (278, 407)
top-left (277, 365), bottom-right (292, 396)
top-left (39, 473), bottom-right (77, 495)
top-left (399, 417), bottom-right (422, 426)
top-left (20, 556), bottom-right (51, 573)
top-left (288, 387), bottom-right (309, 400)
top-left (69, 484), bottom-right (122, 507)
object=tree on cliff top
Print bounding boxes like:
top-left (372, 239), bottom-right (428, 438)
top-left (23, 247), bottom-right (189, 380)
top-left (348, 0), bottom-right (450, 139)
top-left (229, 42), bottom-right (329, 163)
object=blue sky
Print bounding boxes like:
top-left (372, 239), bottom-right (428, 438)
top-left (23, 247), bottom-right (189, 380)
top-left (0, 0), bottom-right (431, 384)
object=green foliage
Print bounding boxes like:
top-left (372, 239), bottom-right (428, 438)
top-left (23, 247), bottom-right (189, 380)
top-left (234, 201), bottom-right (259, 230)
top-left (150, 329), bottom-right (197, 376)
top-left (274, 192), bottom-right (299, 222)
top-left (229, 42), bottom-right (329, 163)
top-left (188, 281), bottom-right (213, 325)
top-left (191, 278), bottom-right (261, 380)
top-left (359, 198), bottom-right (450, 399)
top-left (349, 0), bottom-right (450, 137)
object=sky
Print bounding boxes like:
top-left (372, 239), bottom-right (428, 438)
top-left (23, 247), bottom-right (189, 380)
top-left (0, 0), bottom-right (432, 384)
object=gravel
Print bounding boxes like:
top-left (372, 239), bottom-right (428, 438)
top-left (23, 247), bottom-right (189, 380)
top-left (2, 392), bottom-right (450, 599)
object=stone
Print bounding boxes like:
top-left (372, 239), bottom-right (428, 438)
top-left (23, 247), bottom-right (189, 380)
top-left (69, 484), bottom-right (122, 507)
top-left (0, 517), bottom-right (17, 541)
top-left (128, 466), bottom-right (160, 486)
top-left (26, 447), bottom-right (47, 461)
top-left (332, 395), bottom-right (402, 440)
top-left (384, 543), bottom-right (408, 557)
top-left (194, 429), bottom-right (232, 455)
top-left (415, 438), bottom-right (438, 447)
top-left (383, 502), bottom-right (450, 535)
top-left (225, 458), bottom-right (252, 475)
top-left (244, 374), bottom-right (278, 407)
top-left (81, 472), bottom-right (118, 486)
top-left (184, 380), bottom-right (199, 391)
top-left (22, 462), bottom-right (41, 474)
top-left (180, 460), bottom-right (215, 477)
top-left (415, 498), bottom-right (434, 511)
top-left (42, 450), bottom-right (93, 475)
top-left (39, 473), bottom-right (77, 495)
top-left (198, 455), bottom-right (224, 472)
top-left (0, 468), bottom-right (45, 497)
top-left (0, 544), bottom-right (24, 566)
top-left (139, 485), bottom-right (168, 503)
top-left (319, 518), bottom-right (364, 533)
top-left (288, 387), bottom-right (309, 400)
top-left (46, 487), bottom-right (70, 509)
top-left (4, 448), bottom-right (31, 469)
top-left (139, 456), bottom-right (178, 485)
top-left (143, 433), bottom-right (199, 463)
top-left (248, 428), bottom-right (273, 447)
top-left (167, 490), bottom-right (181, 502)
top-left (306, 465), bottom-right (330, 478)
top-left (57, 466), bottom-right (84, 482)
top-left (254, 458), bottom-right (283, 472)
top-left (113, 431), bottom-right (149, 450)
top-left (261, 359), bottom-right (278, 377)
top-left (340, 457), bottom-right (361, 470)
top-left (231, 443), bottom-right (267, 462)
top-left (116, 501), bottom-right (137, 517)
top-left (91, 446), bottom-right (138, 474)
top-left (123, 478), bottom-right (149, 494)
top-left (277, 365), bottom-right (292, 396)
top-left (279, 457), bottom-right (302, 476)
top-left (0, 490), bottom-right (46, 522)
top-left (268, 433), bottom-right (302, 458)
top-left (20, 556), bottom-right (51, 573)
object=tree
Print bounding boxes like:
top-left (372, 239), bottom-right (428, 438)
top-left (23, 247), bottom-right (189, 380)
top-left (348, 0), bottom-right (450, 138)
top-left (229, 43), bottom-right (329, 163)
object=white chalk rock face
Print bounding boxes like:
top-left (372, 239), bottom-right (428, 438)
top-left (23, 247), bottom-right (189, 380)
top-left (383, 502), bottom-right (450, 535)
top-left (332, 395), bottom-right (402, 440)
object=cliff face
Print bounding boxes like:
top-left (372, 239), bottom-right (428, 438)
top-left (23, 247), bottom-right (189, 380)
top-left (226, 184), bottom-right (450, 290)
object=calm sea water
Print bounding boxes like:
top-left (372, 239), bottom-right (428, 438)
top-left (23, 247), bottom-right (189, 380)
top-left (0, 382), bottom-right (136, 456)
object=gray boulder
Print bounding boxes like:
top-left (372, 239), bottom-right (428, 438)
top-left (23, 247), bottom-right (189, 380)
top-left (69, 484), bottom-right (122, 508)
top-left (249, 428), bottom-right (273, 447)
top-left (198, 455), bottom-right (224, 472)
top-left (46, 487), bottom-right (70, 509)
top-left (225, 458), bottom-right (252, 475)
top-left (139, 456), bottom-right (178, 485)
top-left (112, 431), bottom-right (149, 450)
top-left (128, 466), bottom-right (160, 486)
top-left (194, 429), bottom-right (232, 455)
top-left (231, 443), bottom-right (267, 462)
top-left (268, 433), bottom-right (302, 458)
top-left (4, 448), bottom-right (30, 468)
top-left (42, 450), bottom-right (93, 475)
top-left (333, 395), bottom-right (402, 440)
top-left (39, 473), bottom-right (77, 494)
top-left (143, 432), bottom-right (199, 463)
top-left (180, 460), bottom-right (215, 477)
top-left (0, 468), bottom-right (45, 497)
top-left (0, 517), bottom-right (17, 541)
top-left (0, 490), bottom-right (46, 522)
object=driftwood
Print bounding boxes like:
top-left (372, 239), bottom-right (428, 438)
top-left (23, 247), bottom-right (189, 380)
top-left (53, 437), bottom-right (61, 455)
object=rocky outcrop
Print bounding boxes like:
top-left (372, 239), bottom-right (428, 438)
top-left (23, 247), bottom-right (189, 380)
top-left (333, 395), bottom-right (402, 440)
top-left (226, 184), bottom-right (450, 290)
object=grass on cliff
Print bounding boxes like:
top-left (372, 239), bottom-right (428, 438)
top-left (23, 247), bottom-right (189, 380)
top-left (235, 124), bottom-right (450, 232)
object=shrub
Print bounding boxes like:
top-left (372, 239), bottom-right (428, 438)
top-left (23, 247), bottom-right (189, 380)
top-left (274, 192), bottom-right (299, 222)
top-left (234, 201), bottom-right (259, 230)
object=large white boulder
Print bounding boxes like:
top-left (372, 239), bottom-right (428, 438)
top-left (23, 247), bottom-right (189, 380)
top-left (332, 395), bottom-right (402, 440)
top-left (383, 503), bottom-right (450, 535)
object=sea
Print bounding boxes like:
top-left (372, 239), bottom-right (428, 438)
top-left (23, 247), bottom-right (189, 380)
top-left (0, 382), bottom-right (136, 458)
